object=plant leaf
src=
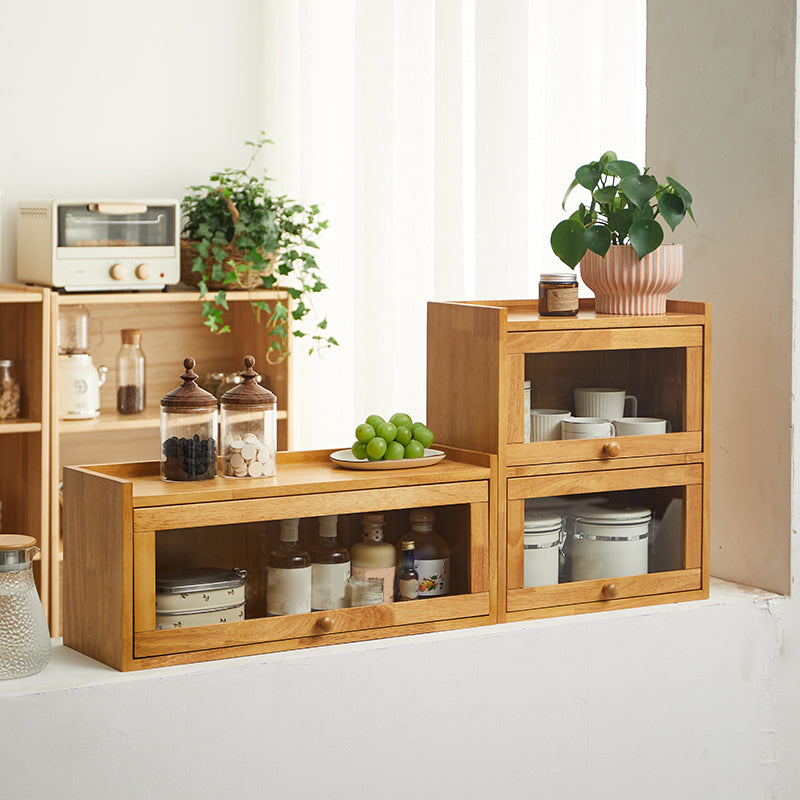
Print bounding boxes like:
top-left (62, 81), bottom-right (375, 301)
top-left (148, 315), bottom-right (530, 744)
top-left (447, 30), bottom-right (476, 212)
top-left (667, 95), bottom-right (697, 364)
top-left (584, 225), bottom-right (612, 257)
top-left (550, 219), bottom-right (586, 268)
top-left (667, 177), bottom-right (693, 208)
top-left (607, 208), bottom-right (634, 240)
top-left (575, 162), bottom-right (603, 191)
top-left (658, 192), bottom-right (686, 231)
top-left (593, 186), bottom-right (618, 204)
top-left (628, 218), bottom-right (664, 259)
top-left (619, 174), bottom-right (658, 210)
top-left (605, 160), bottom-right (640, 178)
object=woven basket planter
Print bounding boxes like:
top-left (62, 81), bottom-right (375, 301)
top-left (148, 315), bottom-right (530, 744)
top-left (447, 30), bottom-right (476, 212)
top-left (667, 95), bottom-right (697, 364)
top-left (180, 240), bottom-right (277, 291)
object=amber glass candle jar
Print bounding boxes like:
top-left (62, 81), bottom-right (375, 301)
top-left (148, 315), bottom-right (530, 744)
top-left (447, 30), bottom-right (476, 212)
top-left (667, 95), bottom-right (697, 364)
top-left (538, 273), bottom-right (579, 316)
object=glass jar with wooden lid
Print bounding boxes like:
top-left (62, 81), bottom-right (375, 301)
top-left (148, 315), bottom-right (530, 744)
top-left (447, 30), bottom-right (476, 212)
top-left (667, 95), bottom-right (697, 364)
top-left (159, 357), bottom-right (218, 482)
top-left (219, 355), bottom-right (277, 478)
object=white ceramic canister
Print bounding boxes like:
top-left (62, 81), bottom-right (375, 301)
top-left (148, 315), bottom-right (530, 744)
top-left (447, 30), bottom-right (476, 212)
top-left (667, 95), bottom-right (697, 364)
top-left (155, 567), bottom-right (247, 623)
top-left (569, 505), bottom-right (652, 581)
top-left (523, 510), bottom-right (563, 587)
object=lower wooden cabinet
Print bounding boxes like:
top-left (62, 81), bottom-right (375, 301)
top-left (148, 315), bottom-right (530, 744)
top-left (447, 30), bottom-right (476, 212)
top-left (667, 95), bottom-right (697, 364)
top-left (62, 447), bottom-right (496, 671)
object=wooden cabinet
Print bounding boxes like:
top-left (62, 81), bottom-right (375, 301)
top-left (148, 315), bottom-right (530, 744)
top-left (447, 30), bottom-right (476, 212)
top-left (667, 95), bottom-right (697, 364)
top-left (49, 289), bottom-right (292, 632)
top-left (0, 284), bottom-right (50, 610)
top-left (62, 447), bottom-right (496, 670)
top-left (426, 299), bottom-right (711, 621)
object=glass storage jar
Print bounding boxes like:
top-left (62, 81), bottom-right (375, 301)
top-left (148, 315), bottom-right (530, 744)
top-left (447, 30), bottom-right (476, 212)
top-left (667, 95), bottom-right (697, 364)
top-left (160, 357), bottom-right (218, 482)
top-left (219, 356), bottom-right (277, 478)
top-left (538, 273), bottom-right (579, 316)
top-left (0, 535), bottom-right (52, 679)
top-left (116, 329), bottom-right (146, 415)
top-left (0, 359), bottom-right (21, 420)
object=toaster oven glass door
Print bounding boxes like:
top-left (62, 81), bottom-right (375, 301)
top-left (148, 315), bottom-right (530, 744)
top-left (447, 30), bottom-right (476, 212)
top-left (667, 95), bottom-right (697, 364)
top-left (58, 204), bottom-right (176, 248)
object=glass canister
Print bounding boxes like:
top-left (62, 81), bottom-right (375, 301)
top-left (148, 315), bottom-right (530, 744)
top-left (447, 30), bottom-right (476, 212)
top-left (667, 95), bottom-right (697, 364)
top-left (219, 356), bottom-right (277, 478)
top-left (523, 510), bottom-right (563, 587)
top-left (538, 273), bottom-right (579, 316)
top-left (160, 357), bottom-right (218, 482)
top-left (0, 359), bottom-right (21, 420)
top-left (0, 535), bottom-right (52, 679)
top-left (116, 329), bottom-right (146, 415)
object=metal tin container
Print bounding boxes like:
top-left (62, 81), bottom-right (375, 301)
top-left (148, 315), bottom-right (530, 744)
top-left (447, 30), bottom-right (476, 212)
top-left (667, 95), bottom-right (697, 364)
top-left (523, 510), bottom-right (563, 587)
top-left (155, 567), bottom-right (246, 629)
top-left (568, 505), bottom-right (652, 581)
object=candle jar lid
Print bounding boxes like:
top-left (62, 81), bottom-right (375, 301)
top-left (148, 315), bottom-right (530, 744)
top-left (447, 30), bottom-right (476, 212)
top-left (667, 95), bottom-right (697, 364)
top-left (540, 273), bottom-right (578, 284)
top-left (161, 357), bottom-right (218, 409)
top-left (220, 356), bottom-right (277, 407)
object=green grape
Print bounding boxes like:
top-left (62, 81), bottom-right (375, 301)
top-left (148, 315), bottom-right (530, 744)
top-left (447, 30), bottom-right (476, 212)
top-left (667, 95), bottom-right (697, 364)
top-left (351, 440), bottom-right (368, 460)
top-left (366, 414), bottom-right (385, 430)
top-left (411, 421), bottom-right (426, 433)
top-left (413, 425), bottom-right (435, 449)
top-left (385, 441), bottom-right (405, 460)
top-left (404, 440), bottom-right (425, 459)
top-left (390, 412), bottom-right (413, 430)
top-left (355, 422), bottom-right (376, 443)
top-left (366, 436), bottom-right (388, 460)
top-left (395, 425), bottom-right (413, 446)
top-left (376, 421), bottom-right (397, 443)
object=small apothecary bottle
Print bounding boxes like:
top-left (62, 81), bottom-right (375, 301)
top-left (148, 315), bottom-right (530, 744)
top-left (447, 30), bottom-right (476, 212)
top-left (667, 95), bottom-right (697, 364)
top-left (310, 515), bottom-right (350, 611)
top-left (116, 329), bottom-right (145, 415)
top-left (267, 518), bottom-right (312, 616)
top-left (395, 540), bottom-right (419, 601)
top-left (0, 359), bottom-right (21, 420)
top-left (219, 356), bottom-right (277, 479)
top-left (538, 273), bottom-right (579, 317)
top-left (159, 357), bottom-right (218, 482)
top-left (350, 512), bottom-right (395, 604)
top-left (397, 508), bottom-right (450, 598)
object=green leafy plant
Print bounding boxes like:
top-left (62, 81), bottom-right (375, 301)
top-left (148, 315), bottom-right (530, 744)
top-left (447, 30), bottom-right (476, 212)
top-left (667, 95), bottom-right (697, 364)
top-left (181, 133), bottom-right (337, 362)
top-left (550, 150), bottom-right (695, 268)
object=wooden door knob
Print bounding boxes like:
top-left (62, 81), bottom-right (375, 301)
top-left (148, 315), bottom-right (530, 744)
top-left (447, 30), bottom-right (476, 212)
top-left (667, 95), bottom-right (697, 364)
top-left (316, 615), bottom-right (334, 633)
top-left (603, 441), bottom-right (620, 457)
top-left (601, 583), bottom-right (619, 599)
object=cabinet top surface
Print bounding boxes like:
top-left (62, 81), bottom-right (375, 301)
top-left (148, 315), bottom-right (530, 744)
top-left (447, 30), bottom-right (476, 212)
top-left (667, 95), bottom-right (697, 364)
top-left (68, 448), bottom-right (492, 507)
top-left (435, 299), bottom-right (710, 331)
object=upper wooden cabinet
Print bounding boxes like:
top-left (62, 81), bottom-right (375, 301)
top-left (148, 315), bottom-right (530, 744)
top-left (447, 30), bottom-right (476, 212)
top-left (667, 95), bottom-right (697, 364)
top-left (426, 299), bottom-right (711, 621)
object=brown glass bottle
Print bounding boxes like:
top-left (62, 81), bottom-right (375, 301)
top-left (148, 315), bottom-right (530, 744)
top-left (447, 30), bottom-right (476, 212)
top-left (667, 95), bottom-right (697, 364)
top-left (310, 515), bottom-right (350, 610)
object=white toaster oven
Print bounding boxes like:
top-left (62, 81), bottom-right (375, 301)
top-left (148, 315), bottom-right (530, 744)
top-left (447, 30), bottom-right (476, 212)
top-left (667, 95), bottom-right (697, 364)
top-left (17, 199), bottom-right (180, 291)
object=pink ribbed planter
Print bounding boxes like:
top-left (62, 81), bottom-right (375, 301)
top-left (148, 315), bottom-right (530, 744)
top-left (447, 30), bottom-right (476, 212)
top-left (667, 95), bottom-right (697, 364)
top-left (579, 244), bottom-right (683, 315)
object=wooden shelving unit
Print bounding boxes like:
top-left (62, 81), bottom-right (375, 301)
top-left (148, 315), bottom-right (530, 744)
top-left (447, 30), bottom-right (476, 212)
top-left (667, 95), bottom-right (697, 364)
top-left (0, 284), bottom-right (50, 612)
top-left (62, 446), bottom-right (497, 671)
top-left (426, 298), bottom-right (711, 620)
top-left (49, 288), bottom-right (293, 632)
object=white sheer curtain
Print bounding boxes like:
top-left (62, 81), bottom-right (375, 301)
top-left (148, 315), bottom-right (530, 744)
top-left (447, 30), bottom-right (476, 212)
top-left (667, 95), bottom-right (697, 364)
top-left (262, 0), bottom-right (645, 450)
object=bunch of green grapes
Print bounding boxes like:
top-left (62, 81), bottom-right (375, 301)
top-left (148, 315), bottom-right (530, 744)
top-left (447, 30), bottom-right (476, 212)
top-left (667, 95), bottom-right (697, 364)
top-left (351, 413), bottom-right (435, 461)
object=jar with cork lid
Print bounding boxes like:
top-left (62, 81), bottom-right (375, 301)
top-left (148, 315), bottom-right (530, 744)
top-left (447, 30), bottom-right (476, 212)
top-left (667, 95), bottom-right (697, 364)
top-left (116, 329), bottom-right (146, 415)
top-left (219, 356), bottom-right (277, 478)
top-left (159, 357), bottom-right (218, 482)
top-left (0, 360), bottom-right (21, 420)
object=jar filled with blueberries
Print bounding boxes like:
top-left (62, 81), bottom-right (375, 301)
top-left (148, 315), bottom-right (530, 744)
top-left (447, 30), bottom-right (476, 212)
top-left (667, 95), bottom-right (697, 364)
top-left (160, 357), bottom-right (218, 482)
top-left (219, 356), bottom-right (277, 478)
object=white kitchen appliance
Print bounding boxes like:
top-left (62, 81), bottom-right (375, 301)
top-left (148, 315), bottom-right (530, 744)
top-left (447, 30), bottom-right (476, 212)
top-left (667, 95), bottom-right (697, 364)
top-left (17, 199), bottom-right (180, 291)
top-left (57, 305), bottom-right (108, 419)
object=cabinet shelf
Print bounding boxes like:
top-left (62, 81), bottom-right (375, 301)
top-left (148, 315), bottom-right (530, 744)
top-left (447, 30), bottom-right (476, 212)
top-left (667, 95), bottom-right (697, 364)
top-left (0, 418), bottom-right (43, 434)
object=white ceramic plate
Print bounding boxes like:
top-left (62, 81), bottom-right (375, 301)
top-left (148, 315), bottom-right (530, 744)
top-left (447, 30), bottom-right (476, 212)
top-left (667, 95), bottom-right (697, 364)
top-left (329, 448), bottom-right (445, 470)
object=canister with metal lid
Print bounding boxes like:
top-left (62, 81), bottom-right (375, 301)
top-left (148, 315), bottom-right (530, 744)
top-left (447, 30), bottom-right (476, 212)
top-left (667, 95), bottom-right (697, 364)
top-left (0, 535), bottom-right (52, 679)
top-left (568, 505), bottom-right (652, 581)
top-left (155, 567), bottom-right (247, 629)
top-left (160, 357), bottom-right (218, 482)
top-left (523, 510), bottom-right (563, 587)
top-left (219, 355), bottom-right (277, 479)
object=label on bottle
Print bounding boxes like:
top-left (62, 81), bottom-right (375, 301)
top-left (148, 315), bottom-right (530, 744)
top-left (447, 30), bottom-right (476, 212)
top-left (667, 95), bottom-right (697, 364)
top-left (543, 286), bottom-right (578, 312)
top-left (266, 566), bottom-right (312, 616)
top-left (397, 577), bottom-right (419, 601)
top-left (350, 565), bottom-right (395, 603)
top-left (415, 558), bottom-right (450, 597)
top-left (311, 562), bottom-right (351, 610)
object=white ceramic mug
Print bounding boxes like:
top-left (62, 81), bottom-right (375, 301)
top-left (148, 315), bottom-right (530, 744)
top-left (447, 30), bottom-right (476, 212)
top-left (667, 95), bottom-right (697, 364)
top-left (574, 387), bottom-right (638, 420)
top-left (561, 416), bottom-right (616, 440)
top-left (612, 417), bottom-right (672, 436)
top-left (530, 409), bottom-right (571, 442)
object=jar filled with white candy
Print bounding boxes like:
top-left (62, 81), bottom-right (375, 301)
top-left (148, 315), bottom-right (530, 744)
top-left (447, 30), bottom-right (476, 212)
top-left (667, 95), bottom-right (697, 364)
top-left (219, 355), bottom-right (277, 479)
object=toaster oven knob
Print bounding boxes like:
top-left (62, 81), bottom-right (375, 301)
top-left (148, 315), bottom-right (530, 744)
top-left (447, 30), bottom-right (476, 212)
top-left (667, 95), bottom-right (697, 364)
top-left (135, 263), bottom-right (152, 280)
top-left (109, 263), bottom-right (127, 281)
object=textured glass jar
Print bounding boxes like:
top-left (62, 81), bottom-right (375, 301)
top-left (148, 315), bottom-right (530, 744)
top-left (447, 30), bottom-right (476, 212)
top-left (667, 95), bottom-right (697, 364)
top-left (0, 535), bottom-right (52, 679)
top-left (0, 359), bottom-right (21, 420)
top-left (219, 356), bottom-right (277, 479)
top-left (116, 329), bottom-right (146, 415)
top-left (160, 357), bottom-right (218, 482)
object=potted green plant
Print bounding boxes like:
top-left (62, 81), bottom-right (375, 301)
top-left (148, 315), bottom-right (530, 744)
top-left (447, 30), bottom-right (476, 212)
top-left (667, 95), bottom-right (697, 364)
top-left (550, 151), bottom-right (695, 314)
top-left (181, 133), bottom-right (337, 361)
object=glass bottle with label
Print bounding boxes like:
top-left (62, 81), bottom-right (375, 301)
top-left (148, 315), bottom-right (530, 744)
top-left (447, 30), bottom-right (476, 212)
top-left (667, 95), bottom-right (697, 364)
top-left (310, 514), bottom-right (350, 611)
top-left (266, 518), bottom-right (311, 616)
top-left (116, 329), bottom-right (146, 415)
top-left (395, 540), bottom-right (419, 601)
top-left (350, 513), bottom-right (395, 604)
top-left (397, 508), bottom-right (450, 598)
